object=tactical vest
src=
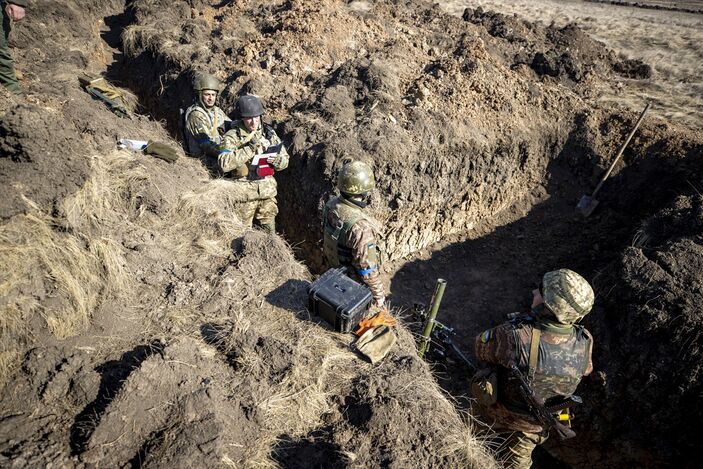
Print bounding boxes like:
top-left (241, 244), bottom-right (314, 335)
top-left (184, 104), bottom-right (223, 156)
top-left (499, 321), bottom-right (591, 415)
top-left (323, 196), bottom-right (385, 270)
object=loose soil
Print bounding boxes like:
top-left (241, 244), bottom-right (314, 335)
top-left (1, 1), bottom-right (701, 468)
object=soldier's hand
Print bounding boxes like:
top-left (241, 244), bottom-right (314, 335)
top-left (6, 4), bottom-right (26, 21)
top-left (267, 154), bottom-right (282, 167)
top-left (372, 297), bottom-right (386, 310)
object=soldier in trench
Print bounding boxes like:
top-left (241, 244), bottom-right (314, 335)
top-left (473, 269), bottom-right (595, 469)
top-left (216, 94), bottom-right (288, 233)
top-left (1, 0), bottom-right (27, 95)
top-left (183, 72), bottom-right (231, 157)
top-left (322, 161), bottom-right (387, 310)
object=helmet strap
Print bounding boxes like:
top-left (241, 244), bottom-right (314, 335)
top-left (342, 193), bottom-right (368, 208)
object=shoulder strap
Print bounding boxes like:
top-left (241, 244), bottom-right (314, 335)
top-left (185, 105), bottom-right (214, 129)
top-left (528, 327), bottom-right (541, 382)
top-left (263, 123), bottom-right (276, 139)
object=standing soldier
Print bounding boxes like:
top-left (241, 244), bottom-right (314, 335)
top-left (217, 94), bottom-right (288, 233)
top-left (184, 72), bottom-right (230, 157)
top-left (1, 0), bottom-right (27, 95)
top-left (473, 269), bottom-right (595, 469)
top-left (323, 161), bottom-right (386, 309)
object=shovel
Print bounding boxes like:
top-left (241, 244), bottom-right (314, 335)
top-left (577, 102), bottom-right (650, 217)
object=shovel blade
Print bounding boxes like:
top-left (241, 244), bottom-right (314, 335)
top-left (577, 195), bottom-right (599, 217)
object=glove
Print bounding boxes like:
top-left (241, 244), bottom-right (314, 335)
top-left (268, 153), bottom-right (282, 168)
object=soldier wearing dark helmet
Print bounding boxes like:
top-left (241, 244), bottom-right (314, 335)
top-left (323, 161), bottom-right (387, 309)
top-left (473, 269), bottom-right (595, 469)
top-left (184, 72), bottom-right (231, 157)
top-left (217, 94), bottom-right (288, 232)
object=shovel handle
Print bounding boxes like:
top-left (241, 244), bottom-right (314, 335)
top-left (591, 102), bottom-right (650, 198)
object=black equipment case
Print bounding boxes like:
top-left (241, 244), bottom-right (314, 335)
top-left (308, 267), bottom-right (372, 332)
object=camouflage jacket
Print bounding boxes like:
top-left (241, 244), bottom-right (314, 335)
top-left (323, 195), bottom-right (386, 303)
top-left (474, 317), bottom-right (593, 433)
top-left (184, 103), bottom-right (230, 157)
top-left (217, 120), bottom-right (288, 195)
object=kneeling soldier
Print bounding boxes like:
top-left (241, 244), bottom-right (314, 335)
top-left (217, 95), bottom-right (288, 232)
top-left (323, 161), bottom-right (387, 309)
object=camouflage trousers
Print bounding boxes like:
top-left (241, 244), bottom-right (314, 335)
top-left (229, 179), bottom-right (278, 232)
top-left (1, 8), bottom-right (21, 95)
top-left (493, 430), bottom-right (548, 469)
top-left (235, 197), bottom-right (278, 232)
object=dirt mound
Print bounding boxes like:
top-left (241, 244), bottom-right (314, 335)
top-left (0, 2), bottom-right (492, 467)
top-left (571, 194), bottom-right (703, 466)
top-left (1, 0), bottom-right (702, 468)
top-left (461, 7), bottom-right (652, 83)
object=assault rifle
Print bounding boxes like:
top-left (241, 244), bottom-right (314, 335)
top-left (509, 362), bottom-right (577, 441)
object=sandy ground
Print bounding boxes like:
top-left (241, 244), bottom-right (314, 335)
top-left (440, 0), bottom-right (703, 130)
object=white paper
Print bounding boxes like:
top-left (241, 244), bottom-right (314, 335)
top-left (117, 138), bottom-right (149, 151)
top-left (251, 152), bottom-right (277, 165)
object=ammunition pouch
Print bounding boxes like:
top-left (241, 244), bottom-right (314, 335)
top-left (471, 366), bottom-right (498, 407)
top-left (144, 140), bottom-right (179, 163)
top-left (367, 236), bottom-right (386, 267)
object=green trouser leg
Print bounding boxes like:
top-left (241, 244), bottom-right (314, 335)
top-left (496, 431), bottom-right (548, 469)
top-left (1, 11), bottom-right (21, 95)
top-left (259, 221), bottom-right (275, 234)
top-left (255, 197), bottom-right (278, 234)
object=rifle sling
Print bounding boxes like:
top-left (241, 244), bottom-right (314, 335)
top-left (528, 327), bottom-right (541, 382)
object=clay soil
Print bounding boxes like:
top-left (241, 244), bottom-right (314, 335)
top-left (1, 0), bottom-right (702, 468)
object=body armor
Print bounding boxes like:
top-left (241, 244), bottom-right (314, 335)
top-left (323, 195), bottom-right (385, 270)
top-left (183, 103), bottom-right (227, 156)
top-left (499, 320), bottom-right (591, 417)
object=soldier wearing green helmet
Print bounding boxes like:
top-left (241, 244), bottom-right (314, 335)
top-left (217, 94), bottom-right (288, 232)
top-left (473, 269), bottom-right (595, 468)
top-left (322, 160), bottom-right (387, 309)
top-left (184, 72), bottom-right (231, 157)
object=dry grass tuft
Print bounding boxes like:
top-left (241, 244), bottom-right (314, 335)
top-left (171, 179), bottom-right (249, 257)
top-left (0, 202), bottom-right (128, 381)
top-left (122, 25), bottom-right (168, 57)
top-left (61, 151), bottom-right (151, 233)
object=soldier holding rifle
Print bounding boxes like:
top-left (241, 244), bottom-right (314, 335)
top-left (474, 269), bottom-right (595, 468)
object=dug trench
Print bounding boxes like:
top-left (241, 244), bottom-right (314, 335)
top-left (1, 0), bottom-right (701, 468)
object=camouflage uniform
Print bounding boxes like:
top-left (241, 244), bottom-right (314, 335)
top-left (184, 102), bottom-right (230, 157)
top-left (323, 195), bottom-right (386, 304)
top-left (474, 316), bottom-right (593, 468)
top-left (1, 0), bottom-right (26, 95)
top-left (217, 119), bottom-right (288, 230)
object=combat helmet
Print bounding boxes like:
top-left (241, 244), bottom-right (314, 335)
top-left (541, 269), bottom-right (594, 325)
top-left (238, 95), bottom-right (265, 118)
top-left (338, 161), bottom-right (375, 196)
top-left (193, 73), bottom-right (223, 93)
top-left (193, 73), bottom-right (223, 108)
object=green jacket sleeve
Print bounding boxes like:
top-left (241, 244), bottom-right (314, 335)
top-left (267, 130), bottom-right (289, 171)
top-left (8, 1), bottom-right (29, 7)
top-left (217, 131), bottom-right (255, 174)
top-left (186, 109), bottom-right (221, 158)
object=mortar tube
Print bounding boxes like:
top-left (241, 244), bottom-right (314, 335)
top-left (418, 279), bottom-right (447, 358)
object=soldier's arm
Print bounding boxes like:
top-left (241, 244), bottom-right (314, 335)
top-left (267, 130), bottom-right (289, 171)
top-left (474, 323), bottom-right (516, 366)
top-left (217, 131), bottom-right (256, 173)
top-left (347, 220), bottom-right (385, 305)
top-left (187, 110), bottom-right (221, 158)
